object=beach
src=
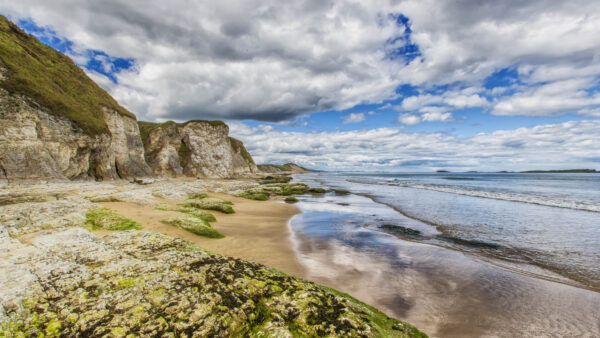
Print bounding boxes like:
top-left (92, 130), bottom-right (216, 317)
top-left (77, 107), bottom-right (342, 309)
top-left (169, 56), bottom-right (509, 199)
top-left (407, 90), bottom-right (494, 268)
top-left (102, 192), bottom-right (305, 277)
top-left (93, 175), bottom-right (600, 337)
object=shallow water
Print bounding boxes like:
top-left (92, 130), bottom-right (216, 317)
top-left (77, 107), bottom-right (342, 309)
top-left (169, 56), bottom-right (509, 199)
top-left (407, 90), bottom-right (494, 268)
top-left (297, 172), bottom-right (600, 291)
top-left (289, 173), bottom-right (600, 337)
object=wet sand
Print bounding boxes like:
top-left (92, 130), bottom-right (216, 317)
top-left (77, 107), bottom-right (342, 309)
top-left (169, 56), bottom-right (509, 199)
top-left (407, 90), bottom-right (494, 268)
top-left (288, 193), bottom-right (600, 337)
top-left (102, 192), bottom-right (304, 277)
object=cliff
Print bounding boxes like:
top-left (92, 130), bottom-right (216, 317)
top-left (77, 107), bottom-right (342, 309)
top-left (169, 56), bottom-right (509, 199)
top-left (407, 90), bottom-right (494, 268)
top-left (0, 16), bottom-right (257, 182)
top-left (139, 121), bottom-right (258, 178)
top-left (0, 16), bottom-right (151, 181)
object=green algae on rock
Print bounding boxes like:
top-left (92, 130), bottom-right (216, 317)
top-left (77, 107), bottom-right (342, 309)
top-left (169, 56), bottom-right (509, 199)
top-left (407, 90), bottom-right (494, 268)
top-left (161, 216), bottom-right (224, 239)
top-left (84, 208), bottom-right (142, 231)
top-left (237, 189), bottom-right (271, 201)
top-left (183, 197), bottom-right (235, 214)
top-left (284, 196), bottom-right (299, 203)
top-left (176, 207), bottom-right (217, 223)
top-left (0, 230), bottom-right (426, 337)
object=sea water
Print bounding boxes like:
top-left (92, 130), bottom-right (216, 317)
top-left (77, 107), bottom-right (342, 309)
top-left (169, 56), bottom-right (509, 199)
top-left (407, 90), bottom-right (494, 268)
top-left (288, 172), bottom-right (600, 337)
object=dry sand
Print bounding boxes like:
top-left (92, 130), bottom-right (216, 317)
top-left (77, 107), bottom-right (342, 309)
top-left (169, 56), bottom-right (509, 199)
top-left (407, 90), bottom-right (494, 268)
top-left (101, 192), bottom-right (305, 277)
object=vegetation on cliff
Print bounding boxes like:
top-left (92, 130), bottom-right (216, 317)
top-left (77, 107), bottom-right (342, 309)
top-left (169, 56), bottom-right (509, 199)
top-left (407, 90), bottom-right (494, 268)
top-left (229, 137), bottom-right (256, 165)
top-left (0, 16), bottom-right (136, 136)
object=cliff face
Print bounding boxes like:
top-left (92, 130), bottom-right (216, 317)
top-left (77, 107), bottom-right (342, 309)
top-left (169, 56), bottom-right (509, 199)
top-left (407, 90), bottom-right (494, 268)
top-left (0, 89), bottom-right (152, 181)
top-left (141, 121), bottom-right (258, 178)
top-left (0, 15), bottom-right (258, 182)
top-left (0, 16), bottom-right (152, 181)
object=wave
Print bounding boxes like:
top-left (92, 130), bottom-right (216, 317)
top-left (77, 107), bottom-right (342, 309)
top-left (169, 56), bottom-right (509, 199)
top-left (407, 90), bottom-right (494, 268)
top-left (347, 178), bottom-right (600, 213)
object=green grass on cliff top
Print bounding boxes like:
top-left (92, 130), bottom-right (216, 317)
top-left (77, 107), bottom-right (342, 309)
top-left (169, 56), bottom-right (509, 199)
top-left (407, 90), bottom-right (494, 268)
top-left (0, 15), bottom-right (136, 136)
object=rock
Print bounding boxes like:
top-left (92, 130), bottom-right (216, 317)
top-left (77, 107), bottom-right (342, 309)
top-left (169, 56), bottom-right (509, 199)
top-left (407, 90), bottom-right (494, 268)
top-left (0, 89), bottom-right (153, 182)
top-left (143, 121), bottom-right (183, 177)
top-left (0, 229), bottom-right (423, 337)
top-left (258, 163), bottom-right (311, 174)
top-left (103, 108), bottom-right (153, 179)
top-left (140, 121), bottom-right (258, 178)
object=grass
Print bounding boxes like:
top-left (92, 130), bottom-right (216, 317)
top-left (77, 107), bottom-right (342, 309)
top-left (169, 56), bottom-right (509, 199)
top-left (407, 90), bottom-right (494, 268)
top-left (229, 137), bottom-right (255, 165)
top-left (161, 216), bottom-right (224, 238)
top-left (284, 197), bottom-right (298, 203)
top-left (84, 208), bottom-right (141, 231)
top-left (334, 189), bottom-right (350, 195)
top-left (137, 121), bottom-right (176, 145)
top-left (183, 197), bottom-right (235, 214)
top-left (0, 16), bottom-right (136, 136)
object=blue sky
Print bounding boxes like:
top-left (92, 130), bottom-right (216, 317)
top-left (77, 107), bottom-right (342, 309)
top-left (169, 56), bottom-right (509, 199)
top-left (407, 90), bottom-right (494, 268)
top-left (2, 1), bottom-right (600, 171)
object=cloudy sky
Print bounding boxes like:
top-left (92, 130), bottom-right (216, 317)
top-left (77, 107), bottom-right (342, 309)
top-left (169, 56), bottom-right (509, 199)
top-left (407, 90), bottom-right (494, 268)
top-left (2, 0), bottom-right (599, 171)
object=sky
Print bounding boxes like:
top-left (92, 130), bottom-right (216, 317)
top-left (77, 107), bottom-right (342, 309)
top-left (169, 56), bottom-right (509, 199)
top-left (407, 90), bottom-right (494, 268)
top-left (2, 0), bottom-right (599, 172)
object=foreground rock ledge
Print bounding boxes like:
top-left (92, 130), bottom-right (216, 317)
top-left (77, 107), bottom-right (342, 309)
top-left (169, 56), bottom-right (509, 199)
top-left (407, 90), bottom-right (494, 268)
top-left (0, 187), bottom-right (426, 337)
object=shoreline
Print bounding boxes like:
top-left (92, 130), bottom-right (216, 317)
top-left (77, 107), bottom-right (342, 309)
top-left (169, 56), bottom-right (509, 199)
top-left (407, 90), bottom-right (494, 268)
top-left (102, 191), bottom-right (305, 278)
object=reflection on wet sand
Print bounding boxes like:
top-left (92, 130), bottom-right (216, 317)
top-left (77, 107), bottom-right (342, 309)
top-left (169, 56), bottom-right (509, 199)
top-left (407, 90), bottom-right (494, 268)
top-left (291, 214), bottom-right (600, 337)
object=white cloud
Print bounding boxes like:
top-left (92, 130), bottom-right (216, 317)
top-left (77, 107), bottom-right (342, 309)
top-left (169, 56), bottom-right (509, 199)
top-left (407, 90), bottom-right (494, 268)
top-left (422, 111), bottom-right (454, 122)
top-left (342, 112), bottom-right (366, 124)
top-left (229, 120), bottom-right (600, 171)
top-left (491, 78), bottom-right (600, 116)
top-left (398, 114), bottom-right (421, 125)
top-left (2, 0), bottom-right (600, 121)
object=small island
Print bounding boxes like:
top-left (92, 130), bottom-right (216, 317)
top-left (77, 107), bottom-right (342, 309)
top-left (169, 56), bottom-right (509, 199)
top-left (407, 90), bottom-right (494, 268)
top-left (522, 169), bottom-right (598, 173)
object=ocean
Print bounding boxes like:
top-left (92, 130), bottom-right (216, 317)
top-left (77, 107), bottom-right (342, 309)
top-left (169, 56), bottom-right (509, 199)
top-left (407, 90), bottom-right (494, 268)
top-left (288, 171), bottom-right (600, 337)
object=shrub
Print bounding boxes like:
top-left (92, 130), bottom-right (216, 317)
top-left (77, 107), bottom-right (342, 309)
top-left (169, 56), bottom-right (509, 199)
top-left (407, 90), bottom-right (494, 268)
top-left (334, 190), bottom-right (350, 195)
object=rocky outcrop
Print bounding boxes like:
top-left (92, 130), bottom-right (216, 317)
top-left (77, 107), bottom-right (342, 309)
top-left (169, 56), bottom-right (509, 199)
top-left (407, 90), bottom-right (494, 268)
top-left (141, 121), bottom-right (258, 178)
top-left (258, 163), bottom-right (311, 174)
top-left (103, 108), bottom-right (152, 179)
top-left (0, 89), bottom-right (152, 181)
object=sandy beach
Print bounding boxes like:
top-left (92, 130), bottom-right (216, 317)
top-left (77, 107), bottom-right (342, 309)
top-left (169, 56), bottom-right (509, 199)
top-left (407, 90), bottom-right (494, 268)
top-left (102, 192), bottom-right (305, 277)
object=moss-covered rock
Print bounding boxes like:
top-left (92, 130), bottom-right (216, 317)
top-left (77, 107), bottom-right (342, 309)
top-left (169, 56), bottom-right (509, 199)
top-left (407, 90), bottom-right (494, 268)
top-left (0, 230), bottom-right (426, 337)
top-left (284, 197), bottom-right (299, 203)
top-left (237, 189), bottom-right (270, 201)
top-left (176, 207), bottom-right (217, 222)
top-left (260, 176), bottom-right (293, 184)
top-left (84, 208), bottom-right (141, 231)
top-left (183, 197), bottom-right (235, 214)
top-left (161, 216), bottom-right (224, 238)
